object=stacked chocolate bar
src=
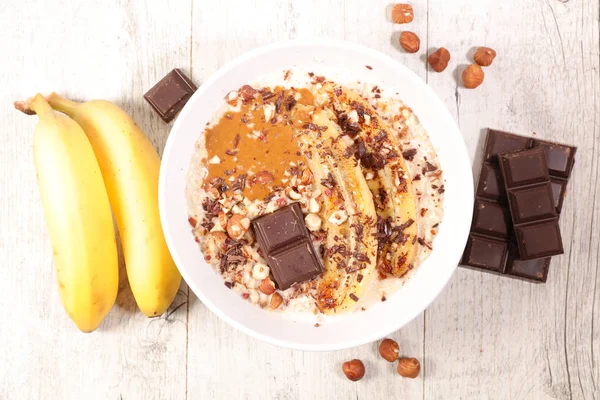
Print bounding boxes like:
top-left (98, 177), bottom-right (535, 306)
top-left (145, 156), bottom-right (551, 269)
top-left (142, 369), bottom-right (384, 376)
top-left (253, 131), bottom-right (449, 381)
top-left (461, 129), bottom-right (576, 283)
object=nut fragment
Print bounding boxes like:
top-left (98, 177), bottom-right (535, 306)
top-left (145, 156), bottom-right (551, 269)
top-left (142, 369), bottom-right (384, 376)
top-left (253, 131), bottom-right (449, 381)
top-left (208, 155), bottom-right (221, 164)
top-left (285, 187), bottom-right (302, 200)
top-left (259, 279), bottom-right (276, 295)
top-left (397, 357), bottom-right (420, 379)
top-left (474, 46), bottom-right (497, 67)
top-left (392, 4), bottom-right (414, 24)
top-left (253, 171), bottom-right (274, 185)
top-left (305, 213), bottom-right (322, 231)
top-left (300, 169), bottom-right (314, 185)
top-left (378, 338), bottom-right (400, 362)
top-left (226, 214), bottom-right (250, 240)
top-left (462, 64), bottom-right (485, 89)
top-left (399, 31), bottom-right (420, 53)
top-left (252, 263), bottom-right (270, 280)
top-left (427, 48), bottom-right (451, 72)
top-left (342, 359), bottom-right (365, 382)
top-left (328, 210), bottom-right (348, 225)
top-left (269, 293), bottom-right (283, 309)
top-left (308, 198), bottom-right (320, 213)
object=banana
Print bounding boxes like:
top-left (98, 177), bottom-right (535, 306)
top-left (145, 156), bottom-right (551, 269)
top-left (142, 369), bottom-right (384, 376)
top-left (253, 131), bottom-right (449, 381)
top-left (19, 94), bottom-right (118, 332)
top-left (294, 105), bottom-right (377, 313)
top-left (47, 94), bottom-right (181, 317)
top-left (316, 83), bottom-right (418, 278)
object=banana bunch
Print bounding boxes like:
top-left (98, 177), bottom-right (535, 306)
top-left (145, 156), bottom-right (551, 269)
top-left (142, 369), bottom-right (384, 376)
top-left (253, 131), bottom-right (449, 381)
top-left (16, 93), bottom-right (181, 331)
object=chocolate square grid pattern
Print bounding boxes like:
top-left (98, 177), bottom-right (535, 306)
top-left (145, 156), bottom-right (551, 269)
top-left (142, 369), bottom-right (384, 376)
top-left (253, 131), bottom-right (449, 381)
top-left (499, 147), bottom-right (563, 259)
top-left (251, 203), bottom-right (324, 290)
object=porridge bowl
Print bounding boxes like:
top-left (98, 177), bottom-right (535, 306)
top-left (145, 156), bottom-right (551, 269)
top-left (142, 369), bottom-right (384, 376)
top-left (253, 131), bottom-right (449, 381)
top-left (159, 40), bottom-right (473, 351)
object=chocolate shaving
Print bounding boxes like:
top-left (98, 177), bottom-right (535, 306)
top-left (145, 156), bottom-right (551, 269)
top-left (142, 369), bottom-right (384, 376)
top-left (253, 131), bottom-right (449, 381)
top-left (233, 134), bottom-right (241, 149)
top-left (413, 174), bottom-right (421, 181)
top-left (374, 130), bottom-right (387, 143)
top-left (418, 237), bottom-right (433, 250)
top-left (355, 141), bottom-right (367, 159)
top-left (320, 173), bottom-right (336, 189)
top-left (333, 87), bottom-right (342, 97)
top-left (231, 174), bottom-right (247, 192)
top-left (261, 91), bottom-right (275, 101)
top-left (285, 95), bottom-right (297, 111)
top-left (224, 281), bottom-right (234, 289)
top-left (402, 148), bottom-right (418, 161)
top-left (354, 252), bottom-right (370, 262)
top-left (381, 295), bottom-right (387, 302)
top-left (395, 218), bottom-right (415, 233)
top-left (303, 122), bottom-right (318, 131)
top-left (422, 161), bottom-right (438, 174)
top-left (357, 274), bottom-right (364, 283)
top-left (224, 169), bottom-right (236, 176)
top-left (349, 293), bottom-right (359, 302)
top-left (225, 149), bottom-right (237, 156)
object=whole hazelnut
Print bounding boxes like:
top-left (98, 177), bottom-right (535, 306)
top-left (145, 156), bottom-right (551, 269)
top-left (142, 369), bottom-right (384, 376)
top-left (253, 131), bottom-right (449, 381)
top-left (462, 64), bottom-right (485, 89)
top-left (427, 48), bottom-right (451, 73)
top-left (269, 293), bottom-right (283, 309)
top-left (259, 279), bottom-right (276, 295)
top-left (474, 46), bottom-right (497, 67)
top-left (342, 359), bottom-right (365, 382)
top-left (392, 4), bottom-right (414, 24)
top-left (399, 32), bottom-right (420, 53)
top-left (397, 357), bottom-right (420, 379)
top-left (378, 338), bottom-right (400, 362)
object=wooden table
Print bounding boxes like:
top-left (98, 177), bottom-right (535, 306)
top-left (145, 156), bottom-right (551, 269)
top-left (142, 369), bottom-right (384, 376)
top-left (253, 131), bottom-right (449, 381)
top-left (2, 1), bottom-right (598, 399)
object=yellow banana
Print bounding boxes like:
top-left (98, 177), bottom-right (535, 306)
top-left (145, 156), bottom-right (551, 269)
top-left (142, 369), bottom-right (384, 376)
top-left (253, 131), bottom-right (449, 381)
top-left (23, 94), bottom-right (118, 332)
top-left (47, 94), bottom-right (181, 317)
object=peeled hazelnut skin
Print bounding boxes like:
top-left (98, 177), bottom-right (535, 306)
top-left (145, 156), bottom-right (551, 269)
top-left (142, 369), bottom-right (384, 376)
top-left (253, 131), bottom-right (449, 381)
top-left (392, 3), bottom-right (414, 24)
top-left (474, 46), bottom-right (497, 67)
top-left (462, 64), bottom-right (485, 89)
top-left (378, 338), bottom-right (400, 362)
top-left (342, 359), bottom-right (365, 382)
top-left (397, 357), bottom-right (420, 379)
top-left (399, 32), bottom-right (420, 54)
top-left (427, 48), bottom-right (451, 73)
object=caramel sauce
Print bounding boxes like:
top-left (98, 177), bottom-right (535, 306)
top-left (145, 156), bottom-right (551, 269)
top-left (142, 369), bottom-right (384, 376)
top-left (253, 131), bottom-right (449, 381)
top-left (204, 87), bottom-right (315, 200)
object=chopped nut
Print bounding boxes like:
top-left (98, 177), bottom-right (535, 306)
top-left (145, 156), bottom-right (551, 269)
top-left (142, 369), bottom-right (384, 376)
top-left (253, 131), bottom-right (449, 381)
top-left (342, 359), bottom-right (365, 382)
top-left (263, 103), bottom-right (275, 122)
top-left (269, 293), bottom-right (284, 309)
top-left (474, 46), bottom-right (497, 67)
top-left (392, 3), bottom-right (414, 24)
top-left (308, 198), bottom-right (320, 213)
top-left (305, 213), bottom-right (322, 231)
top-left (285, 187), bottom-right (302, 200)
top-left (252, 263), bottom-right (270, 280)
top-left (328, 210), bottom-right (348, 225)
top-left (397, 357), bottom-right (420, 379)
top-left (253, 171), bottom-right (274, 185)
top-left (208, 155), bottom-right (221, 164)
top-left (300, 169), bottom-right (314, 185)
top-left (259, 279), bottom-right (276, 295)
top-left (226, 214), bottom-right (250, 240)
top-left (399, 31), bottom-right (420, 53)
top-left (428, 48), bottom-right (451, 73)
top-left (378, 338), bottom-right (400, 362)
top-left (249, 289), bottom-right (260, 304)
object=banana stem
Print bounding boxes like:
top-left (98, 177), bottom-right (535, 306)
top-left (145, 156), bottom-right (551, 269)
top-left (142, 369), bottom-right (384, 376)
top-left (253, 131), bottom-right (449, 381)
top-left (46, 92), bottom-right (78, 115)
top-left (30, 94), bottom-right (54, 116)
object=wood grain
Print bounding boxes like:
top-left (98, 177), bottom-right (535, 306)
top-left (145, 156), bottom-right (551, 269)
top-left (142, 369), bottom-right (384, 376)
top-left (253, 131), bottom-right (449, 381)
top-left (0, 0), bottom-right (598, 399)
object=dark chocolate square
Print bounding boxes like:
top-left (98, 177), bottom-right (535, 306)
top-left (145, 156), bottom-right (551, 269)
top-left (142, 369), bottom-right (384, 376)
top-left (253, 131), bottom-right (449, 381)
top-left (507, 183), bottom-right (557, 225)
top-left (472, 199), bottom-right (511, 238)
top-left (144, 68), bottom-right (197, 123)
top-left (550, 178), bottom-right (567, 213)
top-left (532, 140), bottom-right (576, 178)
top-left (506, 245), bottom-right (550, 283)
top-left (484, 129), bottom-right (532, 161)
top-left (267, 239), bottom-right (323, 290)
top-left (462, 234), bottom-right (508, 273)
top-left (514, 220), bottom-right (563, 260)
top-left (252, 203), bottom-right (308, 253)
top-left (476, 162), bottom-right (504, 201)
top-left (498, 147), bottom-right (549, 188)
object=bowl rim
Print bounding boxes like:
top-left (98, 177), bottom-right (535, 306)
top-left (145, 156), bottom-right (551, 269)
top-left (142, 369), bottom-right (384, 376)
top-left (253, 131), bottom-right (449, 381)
top-left (159, 38), bottom-right (473, 351)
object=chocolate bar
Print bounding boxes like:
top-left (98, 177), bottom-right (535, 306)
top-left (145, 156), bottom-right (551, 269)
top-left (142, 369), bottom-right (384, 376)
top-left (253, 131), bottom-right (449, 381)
top-left (144, 68), bottom-right (197, 123)
top-left (251, 203), bottom-right (324, 290)
top-left (499, 147), bottom-right (563, 259)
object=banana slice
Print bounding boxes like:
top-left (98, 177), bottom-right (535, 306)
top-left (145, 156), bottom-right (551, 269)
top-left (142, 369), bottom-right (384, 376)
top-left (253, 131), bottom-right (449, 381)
top-left (316, 83), bottom-right (418, 278)
top-left (293, 105), bottom-right (377, 313)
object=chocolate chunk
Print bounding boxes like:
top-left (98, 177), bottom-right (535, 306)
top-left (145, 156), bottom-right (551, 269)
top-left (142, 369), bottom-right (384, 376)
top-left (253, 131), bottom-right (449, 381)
top-left (532, 140), bottom-right (576, 178)
top-left (144, 68), bottom-right (197, 123)
top-left (462, 235), bottom-right (508, 273)
top-left (500, 146), bottom-right (549, 187)
top-left (251, 203), bottom-right (324, 290)
top-left (402, 148), bottom-right (418, 161)
top-left (506, 244), bottom-right (550, 283)
top-left (483, 129), bottom-right (531, 161)
top-left (476, 162), bottom-right (504, 201)
top-left (550, 177), bottom-right (567, 213)
top-left (514, 221), bottom-right (563, 260)
top-left (472, 199), bottom-right (511, 239)
top-left (507, 183), bottom-right (556, 224)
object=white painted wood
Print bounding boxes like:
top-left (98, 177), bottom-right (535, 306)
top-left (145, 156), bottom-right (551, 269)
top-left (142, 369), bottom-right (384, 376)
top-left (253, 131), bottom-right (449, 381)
top-left (0, 0), bottom-right (598, 399)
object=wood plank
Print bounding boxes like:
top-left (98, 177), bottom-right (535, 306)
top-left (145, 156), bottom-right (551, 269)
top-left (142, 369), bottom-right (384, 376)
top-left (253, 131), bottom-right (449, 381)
top-left (424, 0), bottom-right (600, 399)
top-left (0, 1), bottom-right (190, 399)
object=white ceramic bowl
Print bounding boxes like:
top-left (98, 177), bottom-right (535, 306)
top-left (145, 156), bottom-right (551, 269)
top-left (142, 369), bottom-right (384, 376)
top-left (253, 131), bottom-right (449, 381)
top-left (159, 40), bottom-right (473, 351)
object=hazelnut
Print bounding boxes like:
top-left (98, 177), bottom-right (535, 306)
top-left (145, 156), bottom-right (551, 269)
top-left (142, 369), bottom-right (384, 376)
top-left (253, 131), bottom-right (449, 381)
top-left (328, 210), bottom-right (348, 225)
top-left (208, 155), bottom-right (221, 164)
top-left (259, 279), bottom-right (276, 295)
top-left (300, 169), bottom-right (314, 185)
top-left (226, 214), bottom-right (250, 240)
top-left (269, 293), bottom-right (284, 309)
top-left (252, 263), bottom-right (270, 280)
top-left (342, 359), bottom-right (365, 382)
top-left (392, 4), bottom-right (414, 24)
top-left (308, 198), bottom-right (320, 213)
top-left (305, 213), bottom-right (322, 231)
top-left (474, 46), bottom-right (497, 67)
top-left (206, 187), bottom-right (220, 200)
top-left (399, 32), bottom-right (420, 53)
top-left (253, 171), bottom-right (274, 185)
top-left (462, 64), bottom-right (485, 89)
top-left (397, 357), bottom-right (420, 379)
top-left (188, 216), bottom-right (197, 227)
top-left (285, 187), bottom-right (302, 200)
top-left (378, 338), bottom-right (400, 362)
top-left (427, 48), bottom-right (451, 72)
